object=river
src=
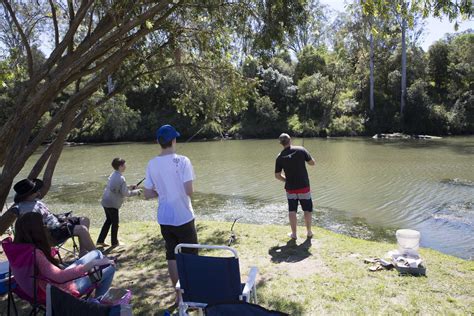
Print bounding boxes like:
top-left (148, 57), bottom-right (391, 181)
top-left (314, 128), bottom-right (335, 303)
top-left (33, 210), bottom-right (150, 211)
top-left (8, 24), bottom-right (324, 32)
top-left (6, 137), bottom-right (474, 260)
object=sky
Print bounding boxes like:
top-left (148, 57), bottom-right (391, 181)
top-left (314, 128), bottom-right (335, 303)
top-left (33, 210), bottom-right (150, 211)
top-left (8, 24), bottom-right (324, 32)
top-left (319, 0), bottom-right (474, 51)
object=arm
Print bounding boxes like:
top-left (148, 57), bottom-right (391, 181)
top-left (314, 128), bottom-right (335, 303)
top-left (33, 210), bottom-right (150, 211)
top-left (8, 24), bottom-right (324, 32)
top-left (184, 180), bottom-right (193, 197)
top-left (274, 157), bottom-right (286, 182)
top-left (182, 157), bottom-right (195, 197)
top-left (37, 252), bottom-right (113, 284)
top-left (0, 210), bottom-right (17, 235)
top-left (120, 178), bottom-right (140, 197)
top-left (144, 188), bottom-right (158, 200)
top-left (36, 251), bottom-right (87, 283)
top-left (275, 172), bottom-right (286, 182)
top-left (304, 148), bottom-right (316, 166)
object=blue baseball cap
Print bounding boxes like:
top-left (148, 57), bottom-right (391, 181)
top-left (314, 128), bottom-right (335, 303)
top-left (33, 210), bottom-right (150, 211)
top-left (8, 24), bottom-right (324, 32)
top-left (156, 124), bottom-right (180, 143)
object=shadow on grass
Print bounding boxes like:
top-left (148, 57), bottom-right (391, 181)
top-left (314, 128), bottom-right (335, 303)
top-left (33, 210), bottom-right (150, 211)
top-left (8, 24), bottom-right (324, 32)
top-left (104, 234), bottom-right (170, 316)
top-left (257, 279), bottom-right (306, 315)
top-left (196, 224), bottom-right (229, 246)
top-left (269, 238), bottom-right (312, 263)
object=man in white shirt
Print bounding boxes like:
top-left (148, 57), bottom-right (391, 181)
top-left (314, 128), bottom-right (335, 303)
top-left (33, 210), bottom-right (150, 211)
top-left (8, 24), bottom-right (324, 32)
top-left (143, 124), bottom-right (198, 304)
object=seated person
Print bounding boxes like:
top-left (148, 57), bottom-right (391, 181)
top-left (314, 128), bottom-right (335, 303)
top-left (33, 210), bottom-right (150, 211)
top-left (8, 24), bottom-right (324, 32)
top-left (14, 212), bottom-right (115, 298)
top-left (0, 178), bottom-right (95, 256)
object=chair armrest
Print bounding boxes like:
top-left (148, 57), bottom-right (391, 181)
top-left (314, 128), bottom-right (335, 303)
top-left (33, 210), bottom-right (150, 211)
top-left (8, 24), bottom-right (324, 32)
top-left (242, 266), bottom-right (258, 298)
top-left (35, 264), bottom-right (112, 285)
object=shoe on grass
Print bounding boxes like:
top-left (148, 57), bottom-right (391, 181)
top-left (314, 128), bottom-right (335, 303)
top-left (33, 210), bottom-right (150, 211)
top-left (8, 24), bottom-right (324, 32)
top-left (96, 242), bottom-right (110, 247)
top-left (287, 233), bottom-right (297, 240)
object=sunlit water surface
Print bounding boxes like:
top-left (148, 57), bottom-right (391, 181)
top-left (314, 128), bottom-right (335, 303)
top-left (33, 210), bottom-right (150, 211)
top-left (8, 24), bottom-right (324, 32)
top-left (6, 137), bottom-right (474, 259)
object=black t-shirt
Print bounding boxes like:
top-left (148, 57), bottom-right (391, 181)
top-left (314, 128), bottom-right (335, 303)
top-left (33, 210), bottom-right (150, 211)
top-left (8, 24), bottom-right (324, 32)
top-left (275, 146), bottom-right (312, 190)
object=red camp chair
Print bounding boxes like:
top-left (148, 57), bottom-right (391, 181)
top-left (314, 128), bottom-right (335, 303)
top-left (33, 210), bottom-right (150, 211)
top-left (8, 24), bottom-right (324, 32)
top-left (1, 237), bottom-right (104, 316)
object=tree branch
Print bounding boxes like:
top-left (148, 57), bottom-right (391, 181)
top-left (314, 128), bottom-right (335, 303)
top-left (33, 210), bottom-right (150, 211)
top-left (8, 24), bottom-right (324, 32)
top-left (2, 0), bottom-right (34, 78)
top-left (67, 0), bottom-right (75, 54)
top-left (48, 0), bottom-right (60, 47)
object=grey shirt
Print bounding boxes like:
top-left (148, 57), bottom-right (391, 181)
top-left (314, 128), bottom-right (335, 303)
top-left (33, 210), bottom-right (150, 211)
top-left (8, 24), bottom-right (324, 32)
top-left (101, 171), bottom-right (140, 209)
top-left (12, 199), bottom-right (62, 229)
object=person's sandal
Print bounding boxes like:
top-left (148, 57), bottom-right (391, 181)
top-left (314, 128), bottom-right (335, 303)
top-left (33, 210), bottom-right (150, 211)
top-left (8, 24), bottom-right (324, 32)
top-left (287, 233), bottom-right (297, 240)
top-left (369, 263), bottom-right (384, 272)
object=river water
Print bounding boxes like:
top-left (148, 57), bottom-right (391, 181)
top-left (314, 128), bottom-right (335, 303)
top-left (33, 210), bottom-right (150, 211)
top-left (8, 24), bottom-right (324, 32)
top-left (7, 137), bottom-right (474, 259)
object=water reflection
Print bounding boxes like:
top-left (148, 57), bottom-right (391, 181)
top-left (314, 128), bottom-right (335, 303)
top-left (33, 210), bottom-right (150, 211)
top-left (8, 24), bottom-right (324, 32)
top-left (8, 137), bottom-right (474, 260)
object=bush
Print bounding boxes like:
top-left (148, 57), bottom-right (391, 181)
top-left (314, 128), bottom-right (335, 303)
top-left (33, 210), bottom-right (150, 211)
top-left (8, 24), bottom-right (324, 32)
top-left (328, 115), bottom-right (365, 136)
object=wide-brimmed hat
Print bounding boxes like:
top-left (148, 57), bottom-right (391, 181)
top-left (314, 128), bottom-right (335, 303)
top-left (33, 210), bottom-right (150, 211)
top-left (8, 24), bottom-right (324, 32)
top-left (13, 179), bottom-right (44, 203)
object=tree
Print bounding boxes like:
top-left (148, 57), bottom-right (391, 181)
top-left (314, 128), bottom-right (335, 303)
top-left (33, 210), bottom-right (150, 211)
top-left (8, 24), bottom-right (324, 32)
top-left (286, 0), bottom-right (329, 53)
top-left (361, 0), bottom-right (473, 125)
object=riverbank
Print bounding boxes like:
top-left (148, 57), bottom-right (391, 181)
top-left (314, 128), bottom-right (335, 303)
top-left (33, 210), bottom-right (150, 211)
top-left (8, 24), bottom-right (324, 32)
top-left (2, 220), bottom-right (472, 315)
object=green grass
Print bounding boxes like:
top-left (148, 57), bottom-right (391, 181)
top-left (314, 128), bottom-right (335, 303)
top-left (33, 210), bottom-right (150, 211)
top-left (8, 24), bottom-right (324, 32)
top-left (1, 221), bottom-right (473, 315)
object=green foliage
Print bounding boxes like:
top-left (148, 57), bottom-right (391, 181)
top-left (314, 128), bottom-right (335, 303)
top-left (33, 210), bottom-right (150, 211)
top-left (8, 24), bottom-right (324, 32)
top-left (298, 73), bottom-right (336, 127)
top-left (294, 45), bottom-right (327, 81)
top-left (328, 115), bottom-right (365, 136)
top-left (428, 40), bottom-right (450, 97)
top-left (71, 94), bottom-right (141, 142)
top-left (3, 0), bottom-right (470, 144)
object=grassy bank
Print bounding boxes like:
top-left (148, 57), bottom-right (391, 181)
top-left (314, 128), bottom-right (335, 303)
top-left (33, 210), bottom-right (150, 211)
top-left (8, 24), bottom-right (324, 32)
top-left (1, 221), bottom-right (473, 315)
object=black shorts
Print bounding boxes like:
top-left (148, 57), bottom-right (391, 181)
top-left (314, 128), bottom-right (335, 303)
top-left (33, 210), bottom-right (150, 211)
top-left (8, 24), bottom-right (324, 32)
top-left (49, 217), bottom-right (81, 244)
top-left (160, 219), bottom-right (198, 260)
top-left (286, 192), bottom-right (313, 212)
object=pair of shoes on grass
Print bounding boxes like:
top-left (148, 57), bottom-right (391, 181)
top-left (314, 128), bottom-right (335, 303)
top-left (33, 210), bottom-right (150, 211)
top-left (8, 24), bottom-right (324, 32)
top-left (287, 232), bottom-right (314, 240)
top-left (96, 242), bottom-right (126, 248)
top-left (364, 257), bottom-right (394, 271)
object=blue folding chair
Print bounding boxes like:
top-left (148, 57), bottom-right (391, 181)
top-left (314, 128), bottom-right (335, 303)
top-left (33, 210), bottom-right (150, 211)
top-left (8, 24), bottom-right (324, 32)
top-left (175, 244), bottom-right (258, 316)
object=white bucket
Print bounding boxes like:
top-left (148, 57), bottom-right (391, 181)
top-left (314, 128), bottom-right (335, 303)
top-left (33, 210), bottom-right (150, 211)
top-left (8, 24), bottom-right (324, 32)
top-left (396, 229), bottom-right (420, 255)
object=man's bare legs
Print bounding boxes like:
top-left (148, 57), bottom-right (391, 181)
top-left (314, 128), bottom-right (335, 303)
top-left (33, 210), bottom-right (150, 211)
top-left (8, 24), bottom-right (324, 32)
top-left (289, 211), bottom-right (297, 238)
top-left (79, 217), bottom-right (90, 229)
top-left (73, 224), bottom-right (96, 256)
top-left (304, 211), bottom-right (313, 238)
top-left (167, 259), bottom-right (181, 305)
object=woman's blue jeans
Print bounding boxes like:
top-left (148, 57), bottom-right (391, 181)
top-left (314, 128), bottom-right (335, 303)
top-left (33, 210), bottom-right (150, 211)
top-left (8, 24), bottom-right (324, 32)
top-left (66, 249), bottom-right (115, 297)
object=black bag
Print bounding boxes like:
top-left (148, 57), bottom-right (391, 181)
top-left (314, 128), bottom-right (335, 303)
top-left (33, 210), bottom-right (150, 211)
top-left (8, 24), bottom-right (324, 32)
top-left (205, 301), bottom-right (289, 316)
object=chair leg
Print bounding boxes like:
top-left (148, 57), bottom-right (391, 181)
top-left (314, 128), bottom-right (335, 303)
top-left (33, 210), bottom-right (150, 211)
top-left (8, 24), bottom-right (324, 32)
top-left (252, 284), bottom-right (258, 304)
top-left (56, 250), bottom-right (63, 265)
top-left (178, 302), bottom-right (188, 316)
top-left (7, 290), bottom-right (18, 316)
top-left (71, 236), bottom-right (79, 258)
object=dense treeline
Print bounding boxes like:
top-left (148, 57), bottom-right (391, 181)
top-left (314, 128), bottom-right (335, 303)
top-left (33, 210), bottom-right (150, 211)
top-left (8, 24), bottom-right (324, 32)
top-left (99, 34), bottom-right (472, 141)
top-left (67, 12), bottom-right (472, 141)
top-left (0, 2), bottom-right (472, 143)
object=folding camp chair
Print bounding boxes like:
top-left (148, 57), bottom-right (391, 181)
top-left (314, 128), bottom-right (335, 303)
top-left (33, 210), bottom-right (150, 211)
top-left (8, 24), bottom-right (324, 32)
top-left (45, 284), bottom-right (132, 316)
top-left (53, 212), bottom-right (80, 265)
top-left (175, 243), bottom-right (258, 316)
top-left (1, 237), bottom-right (106, 316)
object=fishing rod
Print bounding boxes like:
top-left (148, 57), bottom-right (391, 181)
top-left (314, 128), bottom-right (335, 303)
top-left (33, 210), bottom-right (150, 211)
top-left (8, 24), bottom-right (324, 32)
top-left (136, 178), bottom-right (145, 187)
top-left (227, 216), bottom-right (243, 246)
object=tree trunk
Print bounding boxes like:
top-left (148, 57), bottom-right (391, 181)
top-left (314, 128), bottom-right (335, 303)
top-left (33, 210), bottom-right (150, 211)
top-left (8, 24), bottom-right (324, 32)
top-left (400, 15), bottom-right (407, 122)
top-left (28, 143), bottom-right (56, 180)
top-left (40, 110), bottom-right (76, 196)
top-left (369, 32), bottom-right (375, 112)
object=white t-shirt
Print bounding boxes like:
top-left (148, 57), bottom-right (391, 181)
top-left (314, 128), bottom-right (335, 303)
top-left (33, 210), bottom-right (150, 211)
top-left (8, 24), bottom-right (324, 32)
top-left (144, 153), bottom-right (195, 226)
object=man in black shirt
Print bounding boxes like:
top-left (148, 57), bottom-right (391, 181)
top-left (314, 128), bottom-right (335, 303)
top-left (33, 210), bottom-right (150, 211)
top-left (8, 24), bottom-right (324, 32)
top-left (275, 133), bottom-right (315, 239)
